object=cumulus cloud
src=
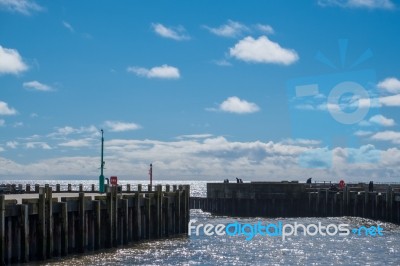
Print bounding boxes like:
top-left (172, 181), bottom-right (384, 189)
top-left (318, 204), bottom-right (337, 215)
top-left (229, 36), bottom-right (299, 65)
top-left (26, 142), bottom-right (51, 150)
top-left (0, 101), bottom-right (17, 115)
top-left (208, 96), bottom-right (260, 114)
top-left (127, 64), bottom-right (180, 79)
top-left (354, 130), bottom-right (373, 137)
top-left (0, 45), bottom-right (28, 74)
top-left (378, 77), bottom-right (400, 94)
top-left (369, 115), bottom-right (395, 126)
top-left (379, 94), bottom-right (400, 106)
top-left (294, 92), bottom-right (400, 113)
top-left (0, 136), bottom-right (399, 181)
top-left (23, 80), bottom-right (53, 91)
top-left (204, 20), bottom-right (275, 38)
top-left (152, 23), bottom-right (190, 40)
top-left (360, 114), bottom-right (395, 127)
top-left (204, 20), bottom-right (249, 38)
top-left (6, 141), bottom-right (18, 148)
top-left (371, 131), bottom-right (400, 144)
top-left (0, 0), bottom-right (43, 15)
top-left (59, 139), bottom-right (92, 148)
top-left (280, 138), bottom-right (321, 146)
top-left (212, 59), bottom-right (232, 67)
top-left (176, 134), bottom-right (213, 140)
top-left (255, 24), bottom-right (275, 34)
top-left (48, 125), bottom-right (98, 138)
top-left (104, 121), bottom-right (141, 132)
top-left (318, 0), bottom-right (395, 9)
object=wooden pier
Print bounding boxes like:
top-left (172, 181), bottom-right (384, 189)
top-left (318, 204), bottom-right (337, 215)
top-left (190, 182), bottom-right (400, 224)
top-left (0, 184), bottom-right (190, 264)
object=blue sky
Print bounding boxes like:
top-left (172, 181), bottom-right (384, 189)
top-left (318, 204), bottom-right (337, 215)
top-left (1, 0), bottom-right (400, 181)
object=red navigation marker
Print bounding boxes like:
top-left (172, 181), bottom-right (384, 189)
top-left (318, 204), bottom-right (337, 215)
top-left (110, 176), bottom-right (118, 186)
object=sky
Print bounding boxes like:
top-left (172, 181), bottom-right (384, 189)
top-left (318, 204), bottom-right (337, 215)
top-left (0, 0), bottom-right (400, 181)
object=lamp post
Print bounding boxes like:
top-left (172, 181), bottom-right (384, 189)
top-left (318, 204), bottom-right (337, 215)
top-left (99, 129), bottom-right (105, 193)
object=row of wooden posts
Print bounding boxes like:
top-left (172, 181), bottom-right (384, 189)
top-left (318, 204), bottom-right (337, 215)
top-left (190, 185), bottom-right (400, 224)
top-left (0, 184), bottom-right (190, 264)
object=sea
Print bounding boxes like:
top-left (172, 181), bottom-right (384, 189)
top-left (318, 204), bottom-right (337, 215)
top-left (2, 179), bottom-right (400, 265)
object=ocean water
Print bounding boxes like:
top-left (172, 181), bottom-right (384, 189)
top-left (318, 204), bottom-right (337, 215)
top-left (4, 180), bottom-right (399, 265)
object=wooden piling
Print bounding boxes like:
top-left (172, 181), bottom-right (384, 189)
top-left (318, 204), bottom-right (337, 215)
top-left (0, 183), bottom-right (190, 264)
top-left (38, 187), bottom-right (46, 260)
top-left (45, 185), bottom-right (53, 258)
top-left (60, 201), bottom-right (68, 256)
top-left (106, 190), bottom-right (113, 248)
top-left (155, 185), bottom-right (162, 238)
top-left (0, 195), bottom-right (5, 265)
top-left (20, 204), bottom-right (29, 262)
top-left (93, 200), bottom-right (101, 250)
top-left (133, 191), bottom-right (142, 241)
top-left (78, 192), bottom-right (85, 253)
top-left (122, 199), bottom-right (129, 245)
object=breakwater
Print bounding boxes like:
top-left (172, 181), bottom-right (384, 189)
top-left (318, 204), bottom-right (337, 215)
top-left (0, 184), bottom-right (190, 264)
top-left (190, 182), bottom-right (400, 224)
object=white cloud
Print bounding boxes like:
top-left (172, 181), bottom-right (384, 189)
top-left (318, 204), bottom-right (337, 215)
top-left (378, 77), bottom-right (400, 94)
top-left (1, 136), bottom-right (400, 181)
top-left (0, 119), bottom-right (4, 126)
top-left (62, 21), bottom-right (74, 32)
top-left (380, 94), bottom-right (400, 106)
top-left (294, 93), bottom-right (400, 113)
top-left (354, 130), bottom-right (373, 137)
top-left (0, 45), bottom-right (28, 74)
top-left (176, 134), bottom-right (213, 140)
top-left (280, 138), bottom-right (321, 146)
top-left (26, 142), bottom-right (51, 150)
top-left (13, 121), bottom-right (23, 127)
top-left (371, 131), bottom-right (400, 144)
top-left (255, 24), bottom-right (274, 34)
top-left (127, 64), bottom-right (180, 79)
top-left (212, 59), bottom-right (232, 67)
top-left (359, 114), bottom-right (395, 127)
top-left (229, 36), bottom-right (299, 65)
top-left (318, 0), bottom-right (395, 9)
top-left (48, 125), bottom-right (98, 138)
top-left (104, 121), bottom-right (141, 132)
top-left (205, 21), bottom-right (275, 38)
top-left (0, 101), bottom-right (17, 115)
top-left (0, 0), bottom-right (43, 15)
top-left (23, 80), bottom-right (53, 91)
top-left (6, 141), bottom-right (18, 148)
top-left (152, 23), bottom-right (189, 41)
top-left (208, 96), bottom-right (260, 114)
top-left (369, 114), bottom-right (395, 126)
top-left (59, 139), bottom-right (91, 148)
top-left (204, 20), bottom-right (249, 38)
